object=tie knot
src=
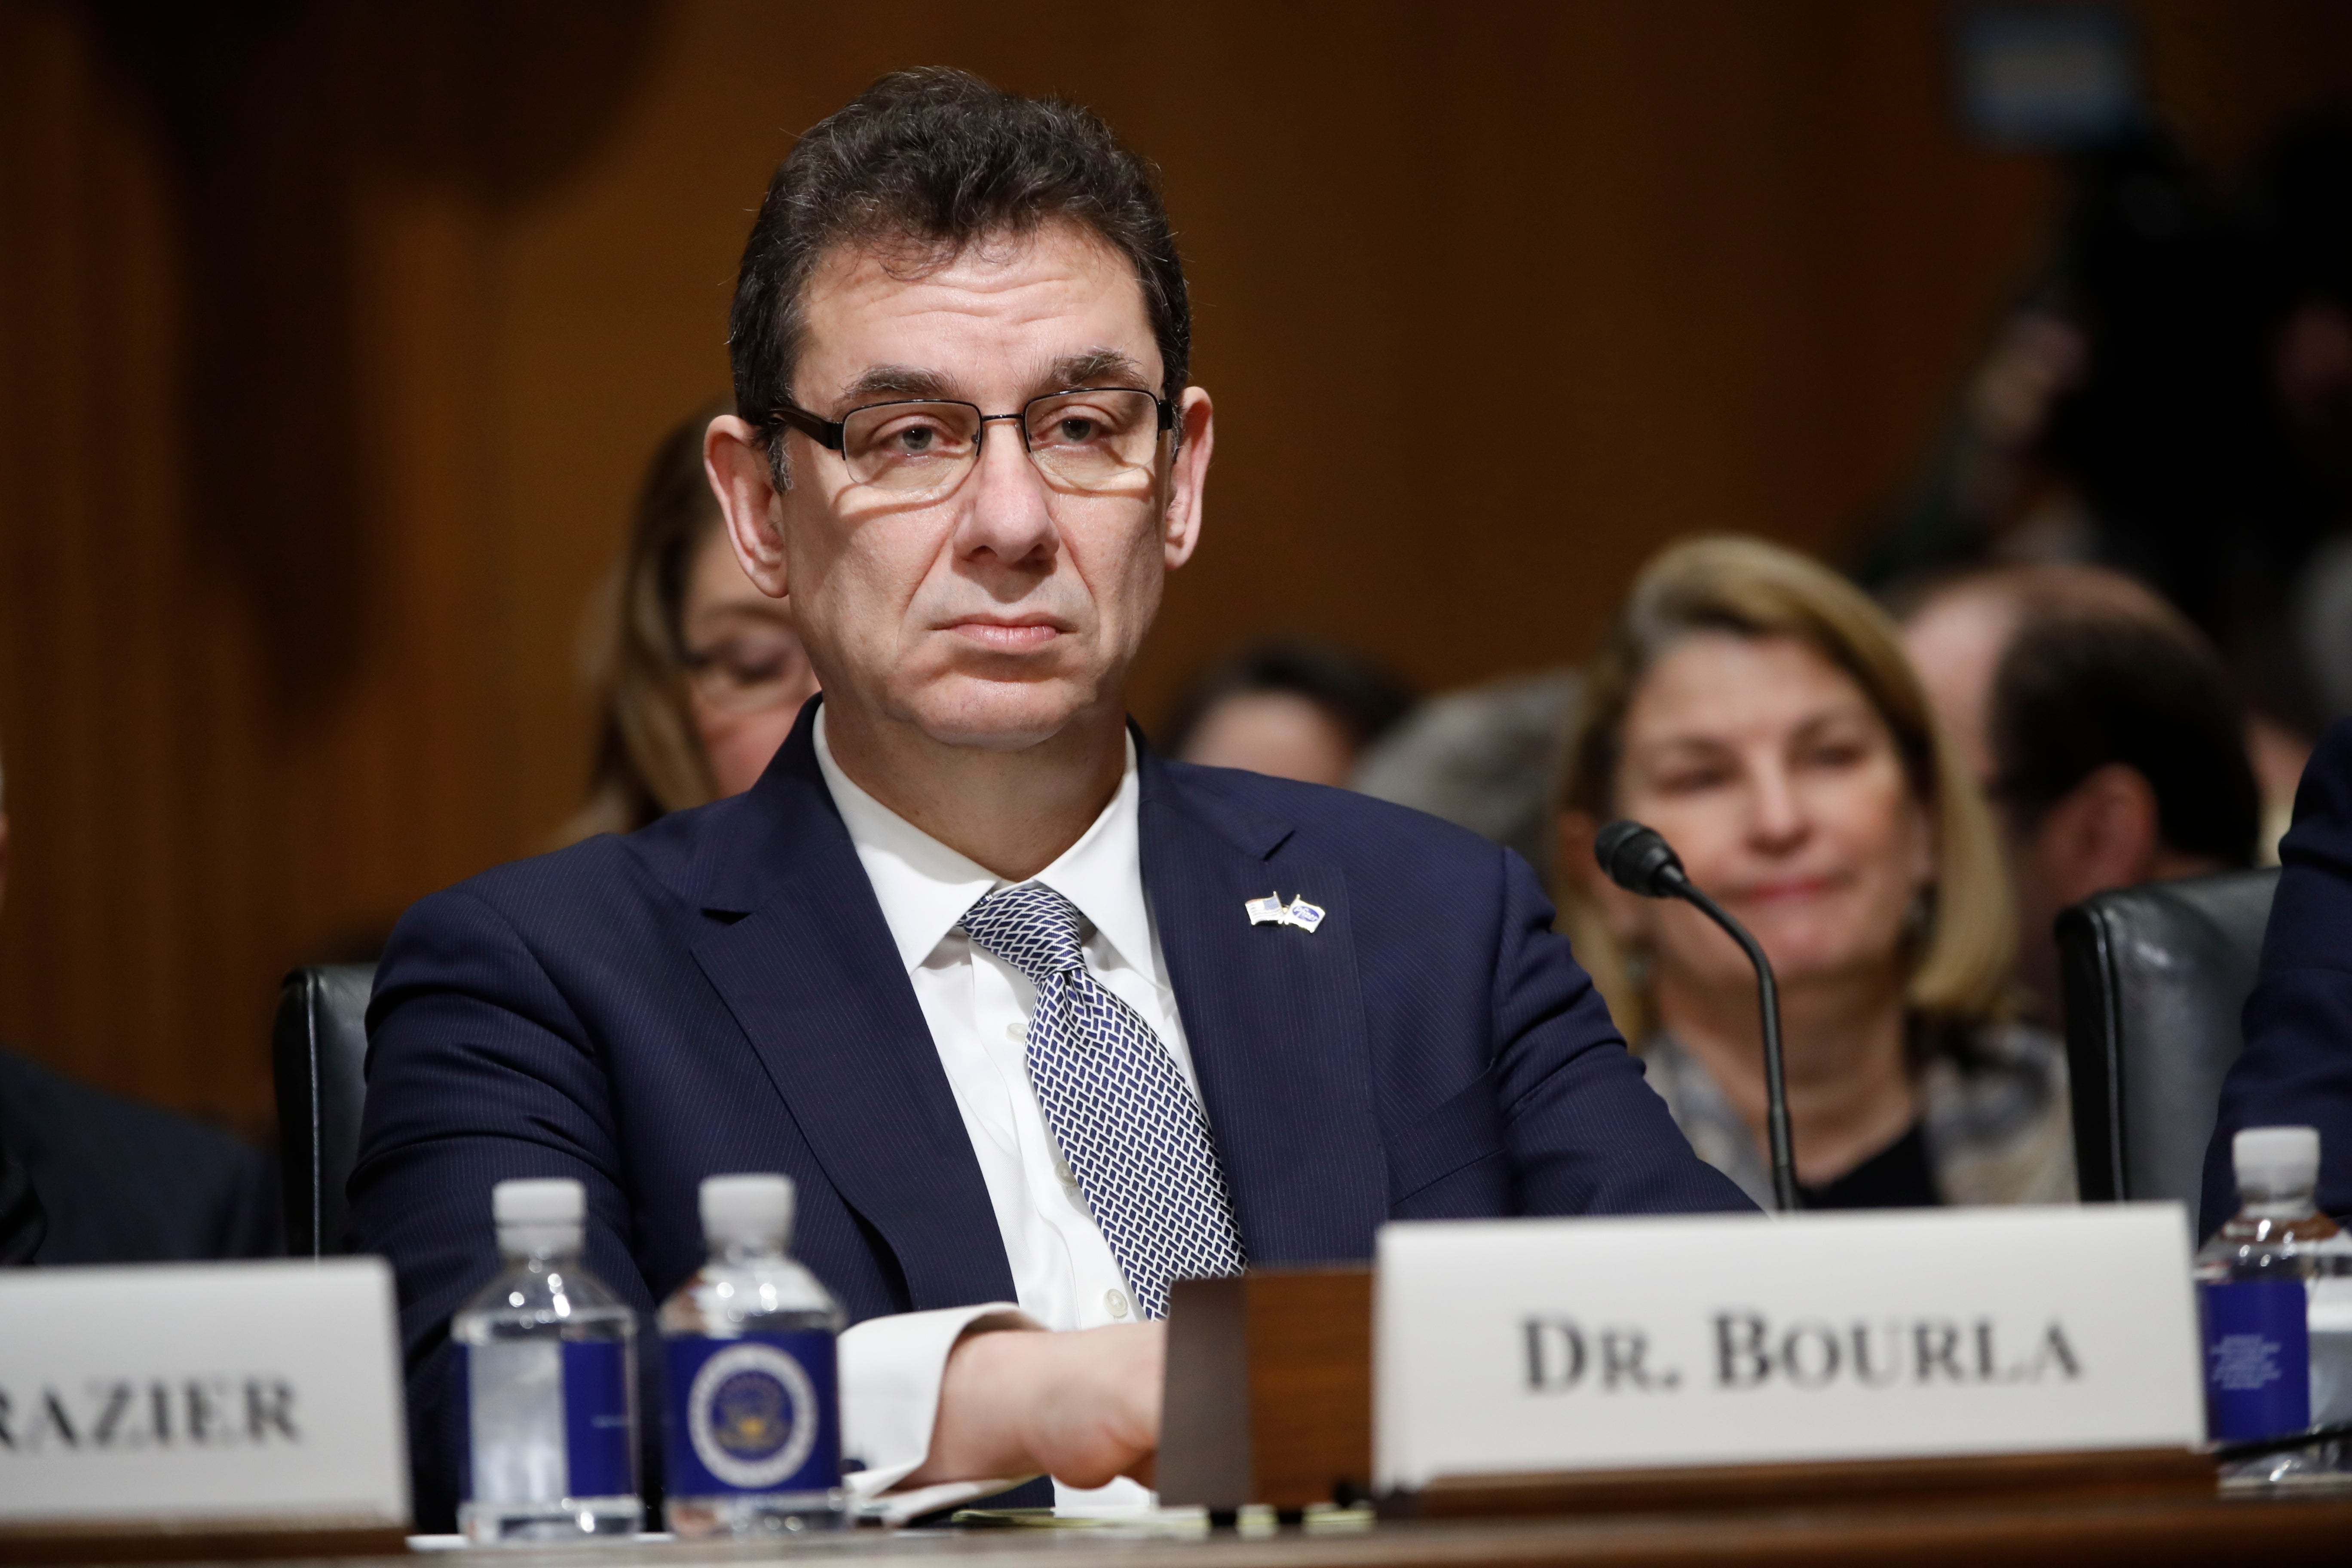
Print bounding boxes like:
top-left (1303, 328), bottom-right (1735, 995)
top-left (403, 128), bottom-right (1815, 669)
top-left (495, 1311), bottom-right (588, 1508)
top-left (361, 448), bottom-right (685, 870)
top-left (959, 882), bottom-right (1087, 986)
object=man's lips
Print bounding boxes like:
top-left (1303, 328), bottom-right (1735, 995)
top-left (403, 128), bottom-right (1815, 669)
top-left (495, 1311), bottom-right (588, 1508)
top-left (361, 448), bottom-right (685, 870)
top-left (943, 617), bottom-right (1066, 652)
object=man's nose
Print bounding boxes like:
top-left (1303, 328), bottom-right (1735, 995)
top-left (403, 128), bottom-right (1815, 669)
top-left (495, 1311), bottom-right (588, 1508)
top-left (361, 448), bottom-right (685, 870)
top-left (952, 421), bottom-right (1058, 567)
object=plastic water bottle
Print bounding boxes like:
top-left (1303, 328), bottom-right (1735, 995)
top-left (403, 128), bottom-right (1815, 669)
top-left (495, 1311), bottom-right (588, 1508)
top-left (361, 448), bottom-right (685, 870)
top-left (452, 1178), bottom-right (643, 1541)
top-left (2195, 1126), bottom-right (2352, 1479)
top-left (2311, 1253), bottom-right (2352, 1434)
top-left (659, 1173), bottom-right (846, 1536)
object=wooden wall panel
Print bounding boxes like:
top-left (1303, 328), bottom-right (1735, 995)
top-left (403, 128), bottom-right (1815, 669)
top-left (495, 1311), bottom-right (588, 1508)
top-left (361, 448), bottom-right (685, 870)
top-left (0, 4), bottom-right (204, 1108)
top-left (2, 0), bottom-right (2349, 1130)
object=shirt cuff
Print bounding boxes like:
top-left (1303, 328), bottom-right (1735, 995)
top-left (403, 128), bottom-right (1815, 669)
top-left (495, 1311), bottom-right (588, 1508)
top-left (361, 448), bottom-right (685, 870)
top-left (840, 1302), bottom-right (1039, 1507)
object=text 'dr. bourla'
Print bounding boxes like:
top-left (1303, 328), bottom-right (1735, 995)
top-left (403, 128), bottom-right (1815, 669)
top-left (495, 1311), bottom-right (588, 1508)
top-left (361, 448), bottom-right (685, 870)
top-left (1522, 1312), bottom-right (2085, 1393)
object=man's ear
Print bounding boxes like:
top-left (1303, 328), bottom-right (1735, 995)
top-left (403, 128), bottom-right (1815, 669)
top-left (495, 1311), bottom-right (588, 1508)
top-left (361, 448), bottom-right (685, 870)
top-left (705, 415), bottom-right (791, 600)
top-left (2036, 762), bottom-right (2162, 908)
top-left (1161, 387), bottom-right (1213, 570)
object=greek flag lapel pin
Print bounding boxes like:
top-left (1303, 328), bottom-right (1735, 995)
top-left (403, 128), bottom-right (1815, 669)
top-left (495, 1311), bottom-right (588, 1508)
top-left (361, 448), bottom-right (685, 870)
top-left (1245, 892), bottom-right (1288, 926)
top-left (1283, 896), bottom-right (1326, 933)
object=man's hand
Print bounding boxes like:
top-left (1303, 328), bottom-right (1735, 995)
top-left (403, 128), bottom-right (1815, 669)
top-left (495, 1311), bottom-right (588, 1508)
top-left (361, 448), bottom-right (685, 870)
top-left (907, 1320), bottom-right (1165, 1490)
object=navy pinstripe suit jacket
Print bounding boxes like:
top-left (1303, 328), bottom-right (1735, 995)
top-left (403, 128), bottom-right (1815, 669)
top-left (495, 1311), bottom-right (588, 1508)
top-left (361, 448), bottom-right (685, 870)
top-left (349, 698), bottom-right (1752, 1522)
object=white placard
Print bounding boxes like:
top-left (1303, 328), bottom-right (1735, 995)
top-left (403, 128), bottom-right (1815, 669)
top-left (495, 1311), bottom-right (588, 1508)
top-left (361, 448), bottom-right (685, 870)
top-left (1376, 1206), bottom-right (2202, 1490)
top-left (0, 1258), bottom-right (410, 1526)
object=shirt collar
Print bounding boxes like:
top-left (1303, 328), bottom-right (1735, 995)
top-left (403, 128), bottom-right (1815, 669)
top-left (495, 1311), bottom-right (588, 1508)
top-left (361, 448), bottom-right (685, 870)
top-left (813, 706), bottom-right (1161, 984)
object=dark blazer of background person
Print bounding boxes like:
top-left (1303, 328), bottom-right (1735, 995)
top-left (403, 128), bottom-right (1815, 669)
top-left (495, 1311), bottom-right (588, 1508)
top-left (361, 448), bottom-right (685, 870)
top-left (0, 1109), bottom-right (40, 1263)
top-left (0, 1046), bottom-right (279, 1264)
top-left (352, 699), bottom-right (1753, 1525)
top-left (2204, 717), bottom-right (2352, 1234)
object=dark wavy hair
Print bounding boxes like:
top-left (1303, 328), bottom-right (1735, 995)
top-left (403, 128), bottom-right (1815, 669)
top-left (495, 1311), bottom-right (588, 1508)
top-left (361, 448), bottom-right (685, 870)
top-left (728, 67), bottom-right (1189, 486)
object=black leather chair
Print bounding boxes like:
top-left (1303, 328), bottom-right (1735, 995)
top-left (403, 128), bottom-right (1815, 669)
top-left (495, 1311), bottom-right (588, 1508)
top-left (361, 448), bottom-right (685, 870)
top-left (2057, 868), bottom-right (2278, 1213)
top-left (271, 963), bottom-right (376, 1257)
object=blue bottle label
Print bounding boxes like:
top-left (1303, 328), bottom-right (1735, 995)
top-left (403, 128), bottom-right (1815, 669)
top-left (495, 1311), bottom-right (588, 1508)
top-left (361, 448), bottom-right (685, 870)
top-left (664, 1330), bottom-right (839, 1497)
top-left (561, 1340), bottom-right (636, 1498)
top-left (2201, 1278), bottom-right (2311, 1441)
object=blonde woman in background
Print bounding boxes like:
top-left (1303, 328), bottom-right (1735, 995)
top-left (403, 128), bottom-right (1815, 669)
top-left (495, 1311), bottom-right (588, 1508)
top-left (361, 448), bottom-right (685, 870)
top-left (1555, 536), bottom-right (2072, 1208)
top-left (567, 406), bottom-right (820, 841)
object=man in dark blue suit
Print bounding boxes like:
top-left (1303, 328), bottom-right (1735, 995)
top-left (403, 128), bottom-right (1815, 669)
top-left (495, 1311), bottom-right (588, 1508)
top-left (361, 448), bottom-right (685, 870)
top-left (352, 68), bottom-right (1750, 1526)
top-left (2203, 717), bottom-right (2352, 1234)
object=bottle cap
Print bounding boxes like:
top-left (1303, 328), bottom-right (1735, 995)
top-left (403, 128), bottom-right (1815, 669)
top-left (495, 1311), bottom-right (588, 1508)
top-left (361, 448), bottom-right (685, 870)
top-left (493, 1177), bottom-right (585, 1254)
top-left (701, 1173), bottom-right (794, 1250)
top-left (2235, 1126), bottom-right (2321, 1196)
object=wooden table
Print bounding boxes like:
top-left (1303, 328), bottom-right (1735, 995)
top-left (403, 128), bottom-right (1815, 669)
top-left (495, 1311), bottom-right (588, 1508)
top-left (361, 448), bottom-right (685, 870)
top-left (46, 1490), bottom-right (2346, 1568)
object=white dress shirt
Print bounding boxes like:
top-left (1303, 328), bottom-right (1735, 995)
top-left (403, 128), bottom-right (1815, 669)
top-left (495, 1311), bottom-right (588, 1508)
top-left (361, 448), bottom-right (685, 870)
top-left (820, 709), bottom-right (1192, 1514)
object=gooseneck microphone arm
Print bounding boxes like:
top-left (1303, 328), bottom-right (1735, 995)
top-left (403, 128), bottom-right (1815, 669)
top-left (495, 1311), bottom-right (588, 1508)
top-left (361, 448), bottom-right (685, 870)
top-left (1662, 876), bottom-right (1798, 1214)
top-left (1593, 820), bottom-right (1800, 1213)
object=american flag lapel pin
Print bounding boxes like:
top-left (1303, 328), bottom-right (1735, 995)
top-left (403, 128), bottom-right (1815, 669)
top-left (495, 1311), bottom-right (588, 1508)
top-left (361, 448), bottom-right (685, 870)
top-left (1245, 892), bottom-right (1287, 926)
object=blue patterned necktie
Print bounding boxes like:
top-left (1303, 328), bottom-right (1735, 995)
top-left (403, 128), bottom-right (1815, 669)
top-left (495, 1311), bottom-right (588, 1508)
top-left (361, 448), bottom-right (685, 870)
top-left (959, 881), bottom-right (1247, 1319)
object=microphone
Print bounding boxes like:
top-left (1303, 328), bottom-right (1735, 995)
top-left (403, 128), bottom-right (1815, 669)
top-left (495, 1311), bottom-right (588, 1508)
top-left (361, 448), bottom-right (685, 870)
top-left (1592, 821), bottom-right (1799, 1213)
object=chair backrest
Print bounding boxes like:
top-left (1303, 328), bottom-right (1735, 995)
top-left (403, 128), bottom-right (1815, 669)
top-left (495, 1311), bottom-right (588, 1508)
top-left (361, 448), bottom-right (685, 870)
top-left (2057, 868), bottom-right (2278, 1210)
top-left (270, 963), bottom-right (377, 1257)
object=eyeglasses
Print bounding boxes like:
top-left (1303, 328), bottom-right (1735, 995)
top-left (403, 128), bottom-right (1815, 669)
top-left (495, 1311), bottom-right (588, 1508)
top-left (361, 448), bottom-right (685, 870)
top-left (766, 387), bottom-right (1174, 496)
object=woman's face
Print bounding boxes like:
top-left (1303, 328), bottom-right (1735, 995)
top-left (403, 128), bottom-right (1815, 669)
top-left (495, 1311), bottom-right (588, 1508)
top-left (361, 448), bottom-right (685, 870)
top-left (680, 523), bottom-right (819, 798)
top-left (1596, 631), bottom-right (1935, 1000)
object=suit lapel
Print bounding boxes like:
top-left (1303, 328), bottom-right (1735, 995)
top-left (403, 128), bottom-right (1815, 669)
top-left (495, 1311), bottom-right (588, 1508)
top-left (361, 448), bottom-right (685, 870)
top-left (1139, 750), bottom-right (1390, 1264)
top-left (687, 710), bottom-right (1014, 1311)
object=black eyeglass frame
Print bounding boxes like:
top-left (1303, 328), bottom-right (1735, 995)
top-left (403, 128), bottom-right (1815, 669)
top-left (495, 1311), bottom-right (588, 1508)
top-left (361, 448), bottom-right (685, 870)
top-left (763, 386), bottom-right (1179, 462)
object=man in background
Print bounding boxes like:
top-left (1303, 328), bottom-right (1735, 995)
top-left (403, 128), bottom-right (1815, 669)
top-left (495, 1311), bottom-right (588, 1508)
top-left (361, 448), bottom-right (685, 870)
top-left (0, 736), bottom-right (280, 1264)
top-left (1899, 565), bottom-right (2261, 1017)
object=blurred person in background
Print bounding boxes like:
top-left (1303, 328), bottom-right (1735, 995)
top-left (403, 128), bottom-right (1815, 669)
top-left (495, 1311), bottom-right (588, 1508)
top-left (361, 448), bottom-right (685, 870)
top-left (1556, 538), bottom-right (2069, 1209)
top-left (1856, 128), bottom-right (2347, 759)
top-left (1859, 133), bottom-right (2276, 597)
top-left (1896, 564), bottom-right (2159, 783)
top-left (1354, 668), bottom-right (1581, 875)
top-left (2248, 118), bottom-right (2352, 731)
top-left (1900, 565), bottom-right (2263, 1020)
top-left (566, 404), bottom-right (820, 841)
top-left (0, 736), bottom-right (280, 1262)
top-left (1157, 637), bottom-right (1413, 786)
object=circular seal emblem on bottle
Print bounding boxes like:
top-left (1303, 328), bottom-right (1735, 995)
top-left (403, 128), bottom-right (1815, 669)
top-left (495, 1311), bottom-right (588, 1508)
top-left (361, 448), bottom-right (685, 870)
top-left (686, 1341), bottom-right (819, 1490)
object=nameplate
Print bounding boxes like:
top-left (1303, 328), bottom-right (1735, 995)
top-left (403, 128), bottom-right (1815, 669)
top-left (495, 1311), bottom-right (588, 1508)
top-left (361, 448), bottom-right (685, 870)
top-left (1375, 1206), bottom-right (2201, 1490)
top-left (0, 1259), bottom-right (410, 1529)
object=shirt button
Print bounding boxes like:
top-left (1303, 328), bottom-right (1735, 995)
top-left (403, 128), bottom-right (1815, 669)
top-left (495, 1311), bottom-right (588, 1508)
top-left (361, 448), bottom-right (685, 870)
top-left (1005, 1020), bottom-right (1026, 1042)
top-left (1055, 1157), bottom-right (1078, 1188)
top-left (1105, 1289), bottom-right (1130, 1319)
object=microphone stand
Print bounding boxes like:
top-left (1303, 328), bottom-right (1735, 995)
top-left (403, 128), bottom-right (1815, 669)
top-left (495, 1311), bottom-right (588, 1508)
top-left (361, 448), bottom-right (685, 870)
top-left (1659, 869), bottom-right (1800, 1214)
